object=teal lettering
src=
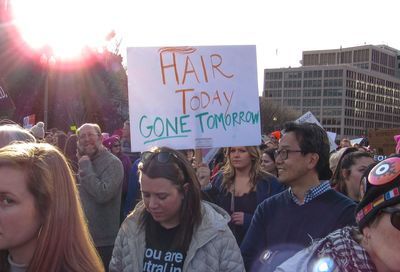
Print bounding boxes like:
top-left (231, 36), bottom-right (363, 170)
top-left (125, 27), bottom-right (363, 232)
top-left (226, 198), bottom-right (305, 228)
top-left (232, 112), bottom-right (240, 126)
top-left (239, 111), bottom-right (245, 123)
top-left (194, 112), bottom-right (208, 133)
top-left (251, 112), bottom-right (260, 123)
top-left (194, 110), bottom-right (259, 133)
top-left (166, 117), bottom-right (178, 136)
top-left (245, 111), bottom-right (251, 122)
top-left (140, 115), bottom-right (190, 145)
top-left (139, 115), bottom-right (152, 138)
top-left (207, 114), bottom-right (216, 129)
top-left (225, 113), bottom-right (231, 126)
top-left (153, 117), bottom-right (165, 137)
top-left (214, 113), bottom-right (227, 130)
top-left (180, 115), bottom-right (191, 133)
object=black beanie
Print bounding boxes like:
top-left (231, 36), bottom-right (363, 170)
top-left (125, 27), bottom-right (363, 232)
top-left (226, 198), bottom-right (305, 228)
top-left (356, 154), bottom-right (400, 230)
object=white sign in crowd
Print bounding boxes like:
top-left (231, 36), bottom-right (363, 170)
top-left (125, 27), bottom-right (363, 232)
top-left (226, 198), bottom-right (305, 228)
top-left (127, 45), bottom-right (261, 152)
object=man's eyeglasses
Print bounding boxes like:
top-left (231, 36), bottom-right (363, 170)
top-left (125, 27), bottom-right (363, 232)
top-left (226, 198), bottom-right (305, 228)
top-left (112, 144), bottom-right (121, 148)
top-left (381, 207), bottom-right (400, 231)
top-left (274, 149), bottom-right (302, 160)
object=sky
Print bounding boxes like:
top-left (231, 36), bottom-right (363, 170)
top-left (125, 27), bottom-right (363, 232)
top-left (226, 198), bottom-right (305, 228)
top-left (113, 0), bottom-right (399, 93)
top-left (9, 0), bottom-right (400, 94)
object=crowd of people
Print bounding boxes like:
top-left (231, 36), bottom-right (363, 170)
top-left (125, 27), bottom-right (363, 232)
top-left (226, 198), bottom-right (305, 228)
top-left (0, 119), bottom-right (400, 272)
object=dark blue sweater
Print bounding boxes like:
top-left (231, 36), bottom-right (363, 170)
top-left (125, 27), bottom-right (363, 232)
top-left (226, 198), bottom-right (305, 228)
top-left (240, 189), bottom-right (356, 272)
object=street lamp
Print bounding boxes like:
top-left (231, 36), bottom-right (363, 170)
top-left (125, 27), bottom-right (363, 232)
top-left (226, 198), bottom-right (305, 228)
top-left (272, 116), bottom-right (278, 130)
top-left (40, 53), bottom-right (56, 131)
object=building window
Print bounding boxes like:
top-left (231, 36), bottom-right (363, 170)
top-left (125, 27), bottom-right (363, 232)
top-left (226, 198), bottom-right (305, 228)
top-left (323, 98), bottom-right (342, 106)
top-left (303, 89), bottom-right (322, 97)
top-left (283, 89), bottom-right (302, 97)
top-left (323, 108), bottom-right (342, 116)
top-left (303, 99), bottom-right (321, 106)
top-left (324, 89), bottom-right (343, 96)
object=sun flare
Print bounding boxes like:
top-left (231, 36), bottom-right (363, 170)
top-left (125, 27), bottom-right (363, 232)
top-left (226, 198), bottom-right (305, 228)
top-left (10, 0), bottom-right (117, 60)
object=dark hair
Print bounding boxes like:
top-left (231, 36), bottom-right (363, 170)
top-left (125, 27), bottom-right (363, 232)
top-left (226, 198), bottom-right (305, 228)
top-left (63, 134), bottom-right (78, 174)
top-left (282, 122), bottom-right (332, 180)
top-left (136, 146), bottom-right (202, 252)
top-left (263, 147), bottom-right (277, 163)
top-left (332, 151), bottom-right (374, 197)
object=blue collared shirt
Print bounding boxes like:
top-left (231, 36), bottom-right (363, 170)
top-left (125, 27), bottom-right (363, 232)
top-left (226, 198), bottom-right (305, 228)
top-left (289, 180), bottom-right (331, 205)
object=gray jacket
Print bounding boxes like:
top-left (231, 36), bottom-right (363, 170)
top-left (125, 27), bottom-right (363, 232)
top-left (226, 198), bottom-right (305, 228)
top-left (78, 149), bottom-right (123, 247)
top-left (109, 201), bottom-right (245, 272)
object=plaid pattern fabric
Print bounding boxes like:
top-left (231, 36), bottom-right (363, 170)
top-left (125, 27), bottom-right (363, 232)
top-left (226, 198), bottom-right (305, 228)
top-left (289, 180), bottom-right (331, 206)
top-left (313, 227), bottom-right (376, 272)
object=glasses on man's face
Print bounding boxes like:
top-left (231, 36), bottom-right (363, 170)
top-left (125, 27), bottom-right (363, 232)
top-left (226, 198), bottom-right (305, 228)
top-left (274, 149), bottom-right (302, 160)
top-left (381, 207), bottom-right (400, 231)
top-left (112, 144), bottom-right (121, 148)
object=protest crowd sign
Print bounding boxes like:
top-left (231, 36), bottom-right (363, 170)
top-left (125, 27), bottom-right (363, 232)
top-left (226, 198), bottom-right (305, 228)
top-left (127, 45), bottom-right (261, 152)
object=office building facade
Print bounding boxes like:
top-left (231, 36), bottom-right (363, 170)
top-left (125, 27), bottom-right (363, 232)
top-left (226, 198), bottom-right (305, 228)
top-left (264, 45), bottom-right (400, 138)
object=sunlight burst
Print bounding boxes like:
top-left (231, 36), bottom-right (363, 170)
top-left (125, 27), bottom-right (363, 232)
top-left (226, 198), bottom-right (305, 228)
top-left (10, 0), bottom-right (117, 60)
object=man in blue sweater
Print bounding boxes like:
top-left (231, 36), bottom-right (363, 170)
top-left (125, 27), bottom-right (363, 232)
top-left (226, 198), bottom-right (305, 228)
top-left (240, 122), bottom-right (356, 271)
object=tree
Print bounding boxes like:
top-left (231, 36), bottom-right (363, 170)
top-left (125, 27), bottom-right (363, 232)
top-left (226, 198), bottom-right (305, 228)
top-left (259, 96), bottom-right (300, 134)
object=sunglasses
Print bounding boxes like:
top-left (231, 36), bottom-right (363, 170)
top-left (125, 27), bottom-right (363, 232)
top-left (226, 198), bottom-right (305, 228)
top-left (140, 151), bottom-right (189, 183)
top-left (381, 207), bottom-right (400, 231)
top-left (140, 151), bottom-right (184, 165)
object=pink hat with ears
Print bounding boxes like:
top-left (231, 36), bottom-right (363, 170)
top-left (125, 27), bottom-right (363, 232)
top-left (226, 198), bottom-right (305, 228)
top-left (394, 135), bottom-right (400, 154)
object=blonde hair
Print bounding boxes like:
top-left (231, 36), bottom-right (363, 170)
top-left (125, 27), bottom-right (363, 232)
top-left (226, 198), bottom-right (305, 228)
top-left (0, 143), bottom-right (104, 272)
top-left (222, 146), bottom-right (263, 191)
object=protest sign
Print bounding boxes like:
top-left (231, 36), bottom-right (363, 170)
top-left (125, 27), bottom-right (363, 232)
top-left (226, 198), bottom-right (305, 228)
top-left (295, 111), bottom-right (338, 152)
top-left (368, 128), bottom-right (399, 155)
top-left (0, 84), bottom-right (15, 115)
top-left (23, 114), bottom-right (36, 129)
top-left (127, 45), bottom-right (261, 152)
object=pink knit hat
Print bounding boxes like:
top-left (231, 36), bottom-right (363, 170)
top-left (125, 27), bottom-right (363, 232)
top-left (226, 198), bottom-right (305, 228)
top-left (102, 135), bottom-right (120, 149)
top-left (394, 135), bottom-right (400, 154)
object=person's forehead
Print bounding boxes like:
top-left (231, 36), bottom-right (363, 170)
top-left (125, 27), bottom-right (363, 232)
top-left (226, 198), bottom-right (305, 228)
top-left (80, 125), bottom-right (97, 134)
top-left (280, 132), bottom-right (299, 146)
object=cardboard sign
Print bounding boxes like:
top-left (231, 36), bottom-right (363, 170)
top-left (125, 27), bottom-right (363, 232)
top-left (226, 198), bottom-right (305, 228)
top-left (368, 128), bottom-right (399, 155)
top-left (295, 111), bottom-right (338, 152)
top-left (127, 45), bottom-right (261, 152)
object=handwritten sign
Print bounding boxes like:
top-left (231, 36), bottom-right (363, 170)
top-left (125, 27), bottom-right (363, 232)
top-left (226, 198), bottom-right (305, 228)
top-left (295, 111), bottom-right (338, 152)
top-left (127, 46), bottom-right (261, 152)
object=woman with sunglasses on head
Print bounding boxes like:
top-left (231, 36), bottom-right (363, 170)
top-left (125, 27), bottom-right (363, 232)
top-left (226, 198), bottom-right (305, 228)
top-left (275, 154), bottom-right (400, 272)
top-left (109, 146), bottom-right (245, 272)
top-left (201, 146), bottom-right (284, 245)
top-left (0, 142), bottom-right (104, 272)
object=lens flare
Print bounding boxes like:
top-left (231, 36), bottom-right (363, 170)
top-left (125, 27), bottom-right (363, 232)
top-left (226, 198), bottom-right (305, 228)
top-left (9, 0), bottom-right (117, 62)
